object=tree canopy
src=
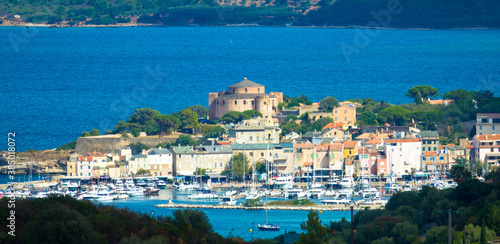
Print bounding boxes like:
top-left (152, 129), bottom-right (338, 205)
top-left (319, 96), bottom-right (339, 112)
top-left (406, 85), bottom-right (439, 103)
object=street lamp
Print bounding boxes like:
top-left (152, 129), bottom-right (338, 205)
top-left (345, 198), bottom-right (358, 244)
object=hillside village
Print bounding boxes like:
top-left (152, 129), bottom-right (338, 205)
top-left (54, 79), bottom-right (500, 182)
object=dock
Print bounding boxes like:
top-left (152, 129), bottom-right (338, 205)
top-left (154, 203), bottom-right (384, 211)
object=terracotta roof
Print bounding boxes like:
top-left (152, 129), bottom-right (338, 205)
top-left (343, 141), bottom-right (358, 148)
top-left (465, 145), bottom-right (474, 149)
top-left (329, 143), bottom-right (343, 151)
top-left (322, 123), bottom-right (335, 130)
top-left (475, 134), bottom-right (500, 141)
top-left (345, 161), bottom-right (353, 165)
top-left (357, 133), bottom-right (374, 140)
top-left (303, 162), bottom-right (314, 166)
top-left (272, 118), bottom-right (279, 123)
top-left (78, 156), bottom-right (93, 161)
top-left (294, 143), bottom-right (314, 149)
top-left (366, 139), bottom-right (383, 145)
top-left (229, 78), bottom-right (264, 88)
top-left (358, 148), bottom-right (370, 154)
top-left (218, 141), bottom-right (231, 145)
top-left (423, 151), bottom-right (437, 156)
top-left (385, 139), bottom-right (421, 143)
top-left (316, 143), bottom-right (343, 151)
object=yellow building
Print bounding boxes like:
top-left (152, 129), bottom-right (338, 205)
top-left (343, 141), bottom-right (359, 159)
top-left (67, 161), bottom-right (77, 176)
top-left (333, 104), bottom-right (356, 125)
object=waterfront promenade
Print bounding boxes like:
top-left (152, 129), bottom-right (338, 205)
top-left (155, 203), bottom-right (384, 211)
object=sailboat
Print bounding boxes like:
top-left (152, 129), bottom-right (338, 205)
top-left (258, 201), bottom-right (280, 231)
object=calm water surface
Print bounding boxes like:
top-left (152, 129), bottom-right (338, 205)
top-left (1, 27), bottom-right (499, 151)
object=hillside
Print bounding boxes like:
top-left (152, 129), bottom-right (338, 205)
top-left (1, 0), bottom-right (499, 27)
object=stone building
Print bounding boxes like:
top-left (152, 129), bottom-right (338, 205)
top-left (227, 117), bottom-right (281, 144)
top-left (170, 145), bottom-right (233, 176)
top-left (208, 78), bottom-right (283, 120)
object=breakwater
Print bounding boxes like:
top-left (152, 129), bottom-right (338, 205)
top-left (155, 203), bottom-right (383, 211)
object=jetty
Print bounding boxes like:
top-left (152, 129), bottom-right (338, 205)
top-left (154, 203), bottom-right (384, 211)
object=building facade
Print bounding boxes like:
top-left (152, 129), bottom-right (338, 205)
top-left (227, 117), bottom-right (281, 144)
top-left (384, 139), bottom-right (422, 177)
top-left (476, 113), bottom-right (500, 135)
top-left (171, 145), bottom-right (233, 176)
top-left (333, 104), bottom-right (356, 125)
top-left (208, 78), bottom-right (283, 120)
top-left (148, 148), bottom-right (174, 177)
top-left (473, 134), bottom-right (500, 169)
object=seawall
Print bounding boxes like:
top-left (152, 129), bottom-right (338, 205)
top-left (155, 203), bottom-right (383, 211)
top-left (75, 135), bottom-right (178, 154)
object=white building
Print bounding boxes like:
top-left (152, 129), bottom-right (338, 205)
top-left (476, 113), bottom-right (500, 136)
top-left (148, 148), bottom-right (174, 177)
top-left (227, 117), bottom-right (281, 144)
top-left (171, 145), bottom-right (233, 176)
top-left (76, 155), bottom-right (93, 178)
top-left (128, 155), bottom-right (149, 175)
top-left (115, 147), bottom-right (132, 161)
top-left (384, 139), bottom-right (422, 177)
top-left (473, 134), bottom-right (500, 169)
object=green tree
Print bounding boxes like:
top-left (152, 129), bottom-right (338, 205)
top-left (56, 141), bottom-right (77, 151)
top-left (481, 220), bottom-right (486, 244)
top-left (357, 111), bottom-right (377, 126)
top-left (128, 142), bottom-right (149, 154)
top-left (280, 120), bottom-right (301, 136)
top-left (200, 124), bottom-right (225, 138)
top-left (287, 113), bottom-right (298, 121)
top-left (128, 107), bottom-right (161, 125)
top-left (178, 109), bottom-right (200, 130)
top-left (242, 110), bottom-right (263, 118)
top-left (136, 168), bottom-right (151, 175)
top-left (312, 117), bottom-right (334, 131)
top-left (176, 134), bottom-right (196, 146)
top-left (155, 114), bottom-right (181, 137)
top-left (442, 89), bottom-right (473, 102)
top-left (319, 96), bottom-right (339, 112)
top-left (377, 106), bottom-right (410, 126)
top-left (186, 105), bottom-right (209, 118)
top-left (372, 237), bottom-right (395, 244)
top-left (450, 164), bottom-right (472, 184)
top-left (194, 167), bottom-right (206, 175)
top-left (391, 222), bottom-right (418, 244)
top-left (462, 223), bottom-right (496, 244)
top-left (407, 85), bottom-right (439, 103)
top-left (299, 211), bottom-right (328, 244)
top-left (22, 204), bottom-right (102, 244)
top-left (172, 208), bottom-right (213, 240)
top-left (219, 111), bottom-right (250, 124)
top-left (425, 226), bottom-right (448, 243)
top-left (222, 152), bottom-right (250, 181)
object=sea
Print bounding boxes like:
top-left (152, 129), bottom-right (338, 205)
top-left (1, 27), bottom-right (500, 152)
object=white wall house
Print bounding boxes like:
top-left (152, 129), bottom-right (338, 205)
top-left (148, 148), bottom-right (174, 177)
top-left (384, 139), bottom-right (422, 177)
top-left (476, 113), bottom-right (500, 136)
top-left (473, 134), bottom-right (500, 169)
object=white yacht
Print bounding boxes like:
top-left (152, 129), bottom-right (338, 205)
top-left (285, 187), bottom-right (306, 199)
top-left (321, 189), bottom-right (353, 205)
top-left (94, 191), bottom-right (114, 201)
top-left (306, 188), bottom-right (325, 199)
top-left (176, 182), bottom-right (200, 191)
top-left (157, 180), bottom-right (167, 189)
top-left (340, 177), bottom-right (355, 188)
top-left (219, 196), bottom-right (237, 205)
top-left (274, 175), bottom-right (294, 189)
top-left (126, 187), bottom-right (145, 196)
top-left (188, 190), bottom-right (219, 199)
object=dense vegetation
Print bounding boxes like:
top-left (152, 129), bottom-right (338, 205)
top-left (1, 0), bottom-right (499, 27)
top-left (279, 87), bottom-right (500, 145)
top-left (297, 170), bottom-right (500, 243)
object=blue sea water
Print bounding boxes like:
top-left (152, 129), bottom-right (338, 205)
top-left (1, 27), bottom-right (499, 151)
top-left (101, 189), bottom-right (356, 240)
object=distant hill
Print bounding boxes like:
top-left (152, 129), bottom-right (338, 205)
top-left (0, 0), bottom-right (499, 27)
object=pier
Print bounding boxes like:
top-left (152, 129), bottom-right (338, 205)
top-left (154, 203), bottom-right (384, 211)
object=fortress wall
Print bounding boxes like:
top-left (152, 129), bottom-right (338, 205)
top-left (75, 136), bottom-right (177, 155)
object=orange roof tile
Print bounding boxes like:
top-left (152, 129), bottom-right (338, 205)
top-left (329, 143), bottom-right (343, 151)
top-left (475, 134), bottom-right (500, 141)
top-left (303, 162), bottom-right (314, 166)
top-left (87, 152), bottom-right (105, 157)
top-left (218, 141), bottom-right (232, 145)
top-left (423, 151), bottom-right (437, 156)
top-left (465, 145), bottom-right (474, 149)
top-left (366, 139), bottom-right (383, 145)
top-left (385, 139), bottom-right (421, 143)
top-left (357, 133), bottom-right (374, 140)
top-left (78, 156), bottom-right (93, 161)
top-left (322, 123), bottom-right (336, 130)
top-left (294, 143), bottom-right (314, 149)
top-left (343, 141), bottom-right (358, 148)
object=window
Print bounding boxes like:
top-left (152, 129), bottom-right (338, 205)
top-left (423, 157), bottom-right (426, 161)
top-left (344, 117), bottom-right (347, 121)
top-left (440, 156), bottom-right (444, 160)
top-left (493, 118), bottom-right (500, 123)
top-left (235, 101), bottom-right (237, 105)
top-left (249, 152), bottom-right (253, 156)
top-left (220, 163), bottom-right (223, 168)
top-left (252, 101), bottom-right (254, 105)
top-left (482, 118), bottom-right (488, 123)
top-left (243, 100), bottom-right (247, 105)
top-left (245, 88), bottom-right (248, 92)
top-left (261, 153), bottom-right (264, 156)
top-left (480, 125), bottom-right (483, 130)
top-left (492, 148), bottom-right (495, 152)
top-left (223, 101), bottom-right (225, 105)
top-left (344, 110), bottom-right (347, 113)
top-left (258, 88), bottom-right (260, 92)
top-left (428, 147), bottom-right (431, 151)
top-left (257, 136), bottom-right (259, 141)
top-left (434, 147), bottom-right (437, 151)
top-left (70, 165), bottom-right (72, 169)
top-left (493, 125), bottom-right (496, 130)
top-left (335, 117), bottom-right (338, 121)
top-left (264, 102), bottom-right (267, 105)
top-left (422, 147), bottom-right (425, 151)
top-left (335, 110), bottom-right (337, 113)
top-left (249, 136), bottom-right (253, 141)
